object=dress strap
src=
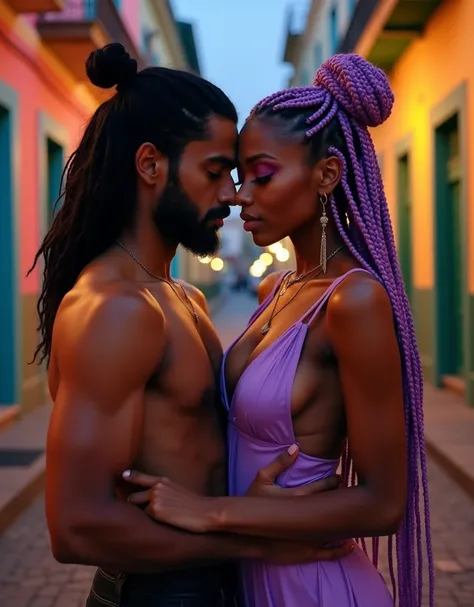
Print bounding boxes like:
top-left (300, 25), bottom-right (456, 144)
top-left (247, 271), bottom-right (292, 326)
top-left (302, 268), bottom-right (375, 326)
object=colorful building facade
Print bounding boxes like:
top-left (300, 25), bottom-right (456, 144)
top-left (284, 0), bottom-right (474, 406)
top-left (283, 0), bottom-right (358, 87)
top-left (0, 0), bottom-right (200, 416)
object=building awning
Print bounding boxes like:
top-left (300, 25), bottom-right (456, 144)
top-left (339, 0), bottom-right (443, 71)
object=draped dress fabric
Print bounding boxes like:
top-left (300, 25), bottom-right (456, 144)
top-left (220, 269), bottom-right (394, 607)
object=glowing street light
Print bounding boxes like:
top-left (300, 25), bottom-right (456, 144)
top-left (268, 242), bottom-right (283, 254)
top-left (275, 248), bottom-right (290, 262)
top-left (249, 265), bottom-right (262, 278)
top-left (259, 252), bottom-right (273, 266)
top-left (249, 259), bottom-right (266, 277)
top-left (210, 257), bottom-right (224, 271)
top-left (199, 256), bottom-right (212, 264)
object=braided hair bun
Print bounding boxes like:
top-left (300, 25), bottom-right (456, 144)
top-left (85, 43), bottom-right (137, 90)
top-left (314, 53), bottom-right (394, 127)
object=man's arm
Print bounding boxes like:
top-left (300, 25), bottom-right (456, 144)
top-left (47, 289), bottom-right (261, 572)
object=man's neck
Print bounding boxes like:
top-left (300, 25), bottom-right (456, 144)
top-left (118, 230), bottom-right (177, 281)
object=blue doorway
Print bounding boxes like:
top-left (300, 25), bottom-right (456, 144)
top-left (0, 83), bottom-right (19, 406)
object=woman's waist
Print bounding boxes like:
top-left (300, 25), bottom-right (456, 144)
top-left (229, 425), bottom-right (339, 494)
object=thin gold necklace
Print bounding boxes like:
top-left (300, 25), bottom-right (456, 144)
top-left (116, 240), bottom-right (199, 324)
top-left (261, 245), bottom-right (346, 336)
top-left (279, 245), bottom-right (346, 295)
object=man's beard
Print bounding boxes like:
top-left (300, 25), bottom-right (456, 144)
top-left (153, 180), bottom-right (230, 257)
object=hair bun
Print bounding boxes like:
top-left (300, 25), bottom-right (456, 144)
top-left (86, 43), bottom-right (138, 90)
top-left (314, 53), bottom-right (394, 127)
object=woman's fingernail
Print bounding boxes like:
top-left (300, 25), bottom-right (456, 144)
top-left (287, 444), bottom-right (298, 455)
top-left (122, 470), bottom-right (131, 478)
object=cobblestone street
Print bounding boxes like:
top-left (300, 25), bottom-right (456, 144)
top-left (0, 293), bottom-right (473, 606)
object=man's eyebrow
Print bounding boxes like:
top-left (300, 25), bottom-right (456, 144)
top-left (206, 155), bottom-right (237, 169)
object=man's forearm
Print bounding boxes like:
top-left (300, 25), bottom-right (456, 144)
top-left (54, 500), bottom-right (262, 572)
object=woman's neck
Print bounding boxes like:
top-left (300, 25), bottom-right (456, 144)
top-left (291, 217), bottom-right (346, 278)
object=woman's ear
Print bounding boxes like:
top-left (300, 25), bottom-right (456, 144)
top-left (312, 155), bottom-right (342, 195)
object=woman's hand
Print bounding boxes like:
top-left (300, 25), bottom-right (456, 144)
top-left (246, 444), bottom-right (340, 498)
top-left (124, 471), bottom-right (218, 533)
top-left (123, 445), bottom-right (339, 534)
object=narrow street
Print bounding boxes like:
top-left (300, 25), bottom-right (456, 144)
top-left (0, 292), bottom-right (473, 606)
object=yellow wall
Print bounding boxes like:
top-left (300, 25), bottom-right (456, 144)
top-left (370, 0), bottom-right (474, 291)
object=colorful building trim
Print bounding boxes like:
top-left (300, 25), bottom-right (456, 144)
top-left (0, 0), bottom-right (202, 412)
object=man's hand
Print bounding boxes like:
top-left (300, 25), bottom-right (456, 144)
top-left (246, 443), bottom-right (341, 498)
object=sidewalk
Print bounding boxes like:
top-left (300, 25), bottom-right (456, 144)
top-left (1, 291), bottom-right (473, 533)
top-left (423, 383), bottom-right (474, 500)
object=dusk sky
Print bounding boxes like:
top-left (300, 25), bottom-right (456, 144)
top-left (171, 0), bottom-right (303, 125)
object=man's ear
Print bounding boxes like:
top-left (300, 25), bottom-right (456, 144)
top-left (135, 142), bottom-right (169, 187)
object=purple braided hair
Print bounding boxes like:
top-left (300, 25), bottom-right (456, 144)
top-left (250, 53), bottom-right (434, 607)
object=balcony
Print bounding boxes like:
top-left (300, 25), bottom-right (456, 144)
top-left (4, 0), bottom-right (63, 12)
top-left (37, 0), bottom-right (143, 86)
top-left (339, 0), bottom-right (443, 72)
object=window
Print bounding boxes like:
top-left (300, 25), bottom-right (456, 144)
top-left (314, 42), bottom-right (323, 71)
top-left (330, 6), bottom-right (338, 56)
top-left (299, 69), bottom-right (310, 86)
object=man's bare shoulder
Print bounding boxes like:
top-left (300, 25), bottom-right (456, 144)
top-left (176, 279), bottom-right (210, 316)
top-left (53, 281), bottom-right (166, 379)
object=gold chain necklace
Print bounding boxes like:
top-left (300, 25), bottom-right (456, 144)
top-left (116, 240), bottom-right (199, 324)
top-left (279, 245), bottom-right (346, 295)
top-left (260, 245), bottom-right (346, 336)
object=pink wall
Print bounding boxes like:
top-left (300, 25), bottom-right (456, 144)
top-left (0, 22), bottom-right (92, 295)
top-left (120, 0), bottom-right (141, 52)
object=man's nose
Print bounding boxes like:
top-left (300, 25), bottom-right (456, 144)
top-left (218, 179), bottom-right (238, 206)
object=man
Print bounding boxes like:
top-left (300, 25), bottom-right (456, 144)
top-left (30, 44), bottom-right (345, 607)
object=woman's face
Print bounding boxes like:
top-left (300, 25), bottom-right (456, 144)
top-left (236, 117), bottom-right (321, 247)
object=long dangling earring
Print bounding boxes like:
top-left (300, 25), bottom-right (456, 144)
top-left (319, 193), bottom-right (329, 273)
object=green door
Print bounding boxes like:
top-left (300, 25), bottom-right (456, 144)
top-left (435, 115), bottom-right (464, 381)
top-left (397, 153), bottom-right (412, 302)
top-left (447, 175), bottom-right (463, 376)
top-left (47, 137), bottom-right (64, 224)
top-left (0, 103), bottom-right (18, 405)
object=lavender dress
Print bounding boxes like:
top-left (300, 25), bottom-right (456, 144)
top-left (221, 269), bottom-right (394, 607)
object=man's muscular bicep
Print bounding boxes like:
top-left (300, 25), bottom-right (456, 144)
top-left (46, 293), bottom-right (165, 546)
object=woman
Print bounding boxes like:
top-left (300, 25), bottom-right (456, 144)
top-left (126, 54), bottom-right (434, 607)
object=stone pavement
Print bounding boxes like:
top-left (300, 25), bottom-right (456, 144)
top-left (0, 451), bottom-right (472, 606)
top-left (0, 291), bottom-right (473, 606)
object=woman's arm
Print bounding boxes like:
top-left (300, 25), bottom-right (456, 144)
top-left (129, 275), bottom-right (407, 543)
top-left (208, 275), bottom-right (407, 542)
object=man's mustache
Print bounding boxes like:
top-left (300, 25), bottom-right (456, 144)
top-left (204, 206), bottom-right (231, 222)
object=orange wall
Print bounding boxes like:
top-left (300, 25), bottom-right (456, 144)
top-left (0, 4), bottom-right (97, 294)
top-left (370, 0), bottom-right (474, 291)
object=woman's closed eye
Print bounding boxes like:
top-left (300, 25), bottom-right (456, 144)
top-left (253, 162), bottom-right (278, 185)
top-left (253, 174), bottom-right (273, 185)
